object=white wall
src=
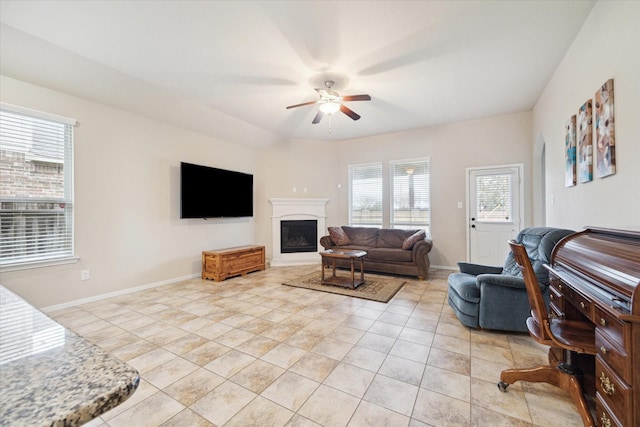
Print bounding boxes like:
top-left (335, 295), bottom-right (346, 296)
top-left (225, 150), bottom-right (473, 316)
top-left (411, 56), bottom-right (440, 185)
top-left (334, 112), bottom-right (533, 268)
top-left (533, 1), bottom-right (640, 230)
top-left (0, 76), bottom-right (258, 308)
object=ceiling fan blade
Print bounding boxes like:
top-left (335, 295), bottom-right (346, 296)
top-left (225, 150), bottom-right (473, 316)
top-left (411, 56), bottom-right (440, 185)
top-left (342, 94), bottom-right (371, 102)
top-left (286, 100), bottom-right (317, 109)
top-left (340, 104), bottom-right (361, 121)
top-left (312, 111), bottom-right (324, 124)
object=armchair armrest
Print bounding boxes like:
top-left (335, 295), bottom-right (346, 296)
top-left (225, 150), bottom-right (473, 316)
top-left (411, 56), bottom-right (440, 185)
top-left (476, 274), bottom-right (543, 332)
top-left (477, 274), bottom-right (546, 291)
top-left (457, 262), bottom-right (503, 276)
top-left (476, 274), bottom-right (525, 289)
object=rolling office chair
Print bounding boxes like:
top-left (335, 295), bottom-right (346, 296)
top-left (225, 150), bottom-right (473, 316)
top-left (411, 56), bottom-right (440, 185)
top-left (498, 241), bottom-right (597, 427)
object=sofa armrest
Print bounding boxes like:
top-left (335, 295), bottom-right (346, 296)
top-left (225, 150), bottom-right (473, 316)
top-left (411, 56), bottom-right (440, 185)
top-left (412, 238), bottom-right (433, 278)
top-left (457, 262), bottom-right (503, 276)
top-left (412, 238), bottom-right (432, 254)
top-left (319, 235), bottom-right (334, 250)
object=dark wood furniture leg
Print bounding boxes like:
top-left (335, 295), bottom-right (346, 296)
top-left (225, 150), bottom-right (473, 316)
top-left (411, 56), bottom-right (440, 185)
top-left (350, 258), bottom-right (355, 287)
top-left (499, 363), bottom-right (594, 427)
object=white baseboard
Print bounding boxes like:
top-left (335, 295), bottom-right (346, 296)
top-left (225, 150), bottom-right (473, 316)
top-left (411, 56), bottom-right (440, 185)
top-left (41, 273), bottom-right (201, 313)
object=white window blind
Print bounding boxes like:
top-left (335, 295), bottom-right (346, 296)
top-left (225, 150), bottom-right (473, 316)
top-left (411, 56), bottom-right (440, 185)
top-left (474, 173), bottom-right (513, 222)
top-left (349, 163), bottom-right (382, 227)
top-left (0, 104), bottom-right (75, 267)
top-left (390, 158), bottom-right (430, 232)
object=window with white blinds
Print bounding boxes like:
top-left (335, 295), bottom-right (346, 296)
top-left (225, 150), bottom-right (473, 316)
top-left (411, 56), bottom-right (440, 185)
top-left (0, 104), bottom-right (75, 267)
top-left (349, 163), bottom-right (383, 227)
top-left (390, 158), bottom-right (430, 232)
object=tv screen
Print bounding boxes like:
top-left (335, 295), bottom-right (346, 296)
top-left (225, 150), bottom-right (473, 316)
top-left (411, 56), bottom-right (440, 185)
top-left (180, 162), bottom-right (253, 218)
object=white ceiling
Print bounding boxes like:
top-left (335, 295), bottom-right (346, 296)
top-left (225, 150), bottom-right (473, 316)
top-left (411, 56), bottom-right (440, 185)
top-left (0, 1), bottom-right (595, 148)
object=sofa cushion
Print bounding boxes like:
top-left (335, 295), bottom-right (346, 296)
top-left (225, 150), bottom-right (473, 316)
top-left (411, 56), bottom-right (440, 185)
top-left (328, 226), bottom-right (351, 246)
top-left (342, 226), bottom-right (379, 247)
top-left (402, 230), bottom-right (426, 250)
top-left (366, 248), bottom-right (413, 263)
top-left (377, 229), bottom-right (415, 248)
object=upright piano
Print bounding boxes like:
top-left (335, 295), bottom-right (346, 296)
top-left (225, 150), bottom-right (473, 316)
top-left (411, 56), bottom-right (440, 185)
top-left (546, 227), bottom-right (640, 427)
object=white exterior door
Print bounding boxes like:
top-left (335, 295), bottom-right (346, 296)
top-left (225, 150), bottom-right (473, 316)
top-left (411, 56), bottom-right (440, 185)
top-left (467, 165), bottom-right (523, 265)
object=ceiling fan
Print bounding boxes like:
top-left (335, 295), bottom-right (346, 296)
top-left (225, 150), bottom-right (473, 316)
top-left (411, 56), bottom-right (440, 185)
top-left (286, 80), bottom-right (371, 124)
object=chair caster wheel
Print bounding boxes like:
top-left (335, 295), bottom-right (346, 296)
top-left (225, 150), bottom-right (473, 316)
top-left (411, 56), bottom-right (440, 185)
top-left (497, 381), bottom-right (509, 392)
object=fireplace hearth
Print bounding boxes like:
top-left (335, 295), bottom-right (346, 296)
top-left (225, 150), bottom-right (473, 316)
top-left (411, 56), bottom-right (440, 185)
top-left (281, 220), bottom-right (317, 253)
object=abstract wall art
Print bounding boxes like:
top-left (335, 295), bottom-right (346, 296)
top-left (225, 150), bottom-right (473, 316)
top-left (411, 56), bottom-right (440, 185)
top-left (595, 79), bottom-right (615, 178)
top-left (577, 99), bottom-right (593, 183)
top-left (565, 115), bottom-right (577, 187)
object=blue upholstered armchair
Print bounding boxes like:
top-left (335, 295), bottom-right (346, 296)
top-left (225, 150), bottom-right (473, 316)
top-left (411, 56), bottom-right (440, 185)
top-left (447, 227), bottom-right (574, 332)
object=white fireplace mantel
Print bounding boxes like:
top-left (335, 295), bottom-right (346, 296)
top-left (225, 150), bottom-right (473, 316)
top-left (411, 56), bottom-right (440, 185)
top-left (269, 198), bottom-right (329, 266)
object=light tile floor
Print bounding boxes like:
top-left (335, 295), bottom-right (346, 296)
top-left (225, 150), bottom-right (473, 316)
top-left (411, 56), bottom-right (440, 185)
top-left (48, 266), bottom-right (584, 427)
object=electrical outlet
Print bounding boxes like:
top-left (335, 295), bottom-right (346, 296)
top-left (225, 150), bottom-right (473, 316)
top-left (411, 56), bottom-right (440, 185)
top-left (81, 270), bottom-right (90, 281)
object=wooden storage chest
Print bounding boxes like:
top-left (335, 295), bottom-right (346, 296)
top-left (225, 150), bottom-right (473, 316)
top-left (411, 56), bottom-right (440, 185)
top-left (202, 245), bottom-right (265, 281)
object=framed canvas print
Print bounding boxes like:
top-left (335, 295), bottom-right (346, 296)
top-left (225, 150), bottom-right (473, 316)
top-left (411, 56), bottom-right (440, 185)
top-left (577, 99), bottom-right (593, 183)
top-left (595, 79), bottom-right (615, 178)
top-left (565, 115), bottom-right (577, 187)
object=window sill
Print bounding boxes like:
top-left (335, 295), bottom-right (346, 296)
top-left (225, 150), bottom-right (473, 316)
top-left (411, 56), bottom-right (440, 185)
top-left (0, 257), bottom-right (79, 273)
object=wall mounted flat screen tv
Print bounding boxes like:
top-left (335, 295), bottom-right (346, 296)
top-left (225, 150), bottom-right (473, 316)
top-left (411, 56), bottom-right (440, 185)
top-left (180, 162), bottom-right (253, 218)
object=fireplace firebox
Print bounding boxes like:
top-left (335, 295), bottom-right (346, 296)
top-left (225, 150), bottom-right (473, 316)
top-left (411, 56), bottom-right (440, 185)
top-left (280, 220), bottom-right (317, 253)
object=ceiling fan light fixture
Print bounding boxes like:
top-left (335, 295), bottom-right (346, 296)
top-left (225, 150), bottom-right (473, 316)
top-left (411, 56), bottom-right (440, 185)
top-left (319, 101), bottom-right (341, 114)
top-left (286, 78), bottom-right (370, 124)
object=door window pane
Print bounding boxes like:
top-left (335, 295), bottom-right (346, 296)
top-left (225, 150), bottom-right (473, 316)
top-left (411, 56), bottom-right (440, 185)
top-left (475, 174), bottom-right (512, 222)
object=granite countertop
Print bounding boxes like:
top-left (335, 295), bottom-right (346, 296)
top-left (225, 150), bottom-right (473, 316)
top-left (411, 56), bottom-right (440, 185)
top-left (0, 285), bottom-right (140, 427)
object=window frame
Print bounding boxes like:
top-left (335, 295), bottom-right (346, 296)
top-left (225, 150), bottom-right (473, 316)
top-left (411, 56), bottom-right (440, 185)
top-left (0, 103), bottom-right (77, 271)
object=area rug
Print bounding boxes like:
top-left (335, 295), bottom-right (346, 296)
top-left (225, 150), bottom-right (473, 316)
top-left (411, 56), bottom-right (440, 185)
top-left (282, 271), bottom-right (406, 303)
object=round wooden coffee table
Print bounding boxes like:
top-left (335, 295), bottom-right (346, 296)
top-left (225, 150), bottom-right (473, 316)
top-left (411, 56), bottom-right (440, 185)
top-left (320, 250), bottom-right (367, 289)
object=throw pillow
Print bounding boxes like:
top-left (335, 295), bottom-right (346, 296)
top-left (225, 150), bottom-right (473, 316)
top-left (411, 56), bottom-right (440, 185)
top-left (402, 229), bottom-right (426, 250)
top-left (328, 226), bottom-right (351, 246)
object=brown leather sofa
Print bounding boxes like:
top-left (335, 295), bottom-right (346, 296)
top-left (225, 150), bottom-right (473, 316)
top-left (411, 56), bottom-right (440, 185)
top-left (319, 226), bottom-right (433, 279)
